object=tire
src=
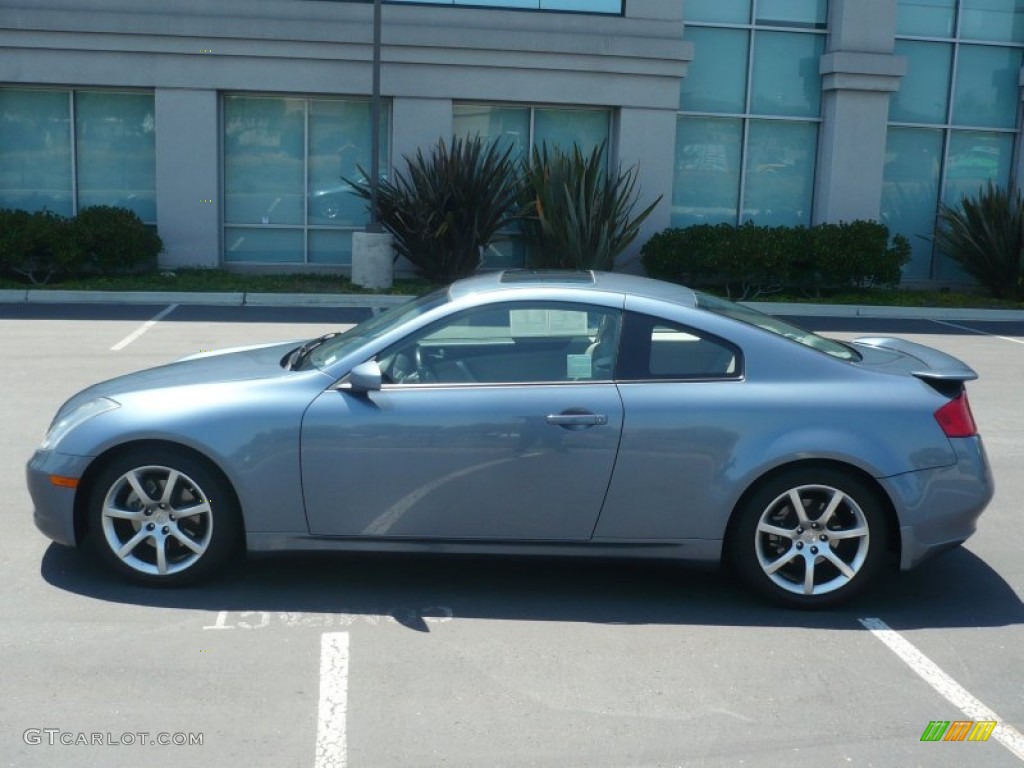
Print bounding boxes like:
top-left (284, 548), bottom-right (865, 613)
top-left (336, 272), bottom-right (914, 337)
top-left (729, 467), bottom-right (887, 609)
top-left (86, 448), bottom-right (240, 586)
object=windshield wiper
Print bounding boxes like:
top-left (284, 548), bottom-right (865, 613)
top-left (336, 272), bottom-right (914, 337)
top-left (286, 332), bottom-right (340, 370)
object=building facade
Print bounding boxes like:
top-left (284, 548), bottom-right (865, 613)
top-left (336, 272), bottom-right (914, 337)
top-left (1, 0), bottom-right (1022, 283)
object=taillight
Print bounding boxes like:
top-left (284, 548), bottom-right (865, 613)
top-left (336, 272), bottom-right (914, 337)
top-left (934, 390), bottom-right (977, 438)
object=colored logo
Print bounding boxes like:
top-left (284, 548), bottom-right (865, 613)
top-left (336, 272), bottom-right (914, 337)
top-left (921, 720), bottom-right (997, 742)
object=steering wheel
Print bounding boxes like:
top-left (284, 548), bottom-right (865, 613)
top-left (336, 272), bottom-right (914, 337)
top-left (414, 345), bottom-right (438, 383)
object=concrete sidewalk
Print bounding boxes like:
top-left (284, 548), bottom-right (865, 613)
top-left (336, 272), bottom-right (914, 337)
top-left (2, 287), bottom-right (1024, 321)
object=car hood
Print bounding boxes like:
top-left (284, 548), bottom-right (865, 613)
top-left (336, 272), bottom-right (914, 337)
top-left (56, 340), bottom-right (306, 418)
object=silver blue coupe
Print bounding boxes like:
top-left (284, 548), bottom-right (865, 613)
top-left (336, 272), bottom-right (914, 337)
top-left (27, 271), bottom-right (993, 607)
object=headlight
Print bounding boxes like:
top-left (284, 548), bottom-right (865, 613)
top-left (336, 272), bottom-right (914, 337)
top-left (41, 397), bottom-right (120, 450)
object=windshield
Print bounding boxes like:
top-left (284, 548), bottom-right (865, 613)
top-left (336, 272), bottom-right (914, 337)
top-left (305, 289), bottom-right (449, 369)
top-left (695, 292), bottom-right (860, 362)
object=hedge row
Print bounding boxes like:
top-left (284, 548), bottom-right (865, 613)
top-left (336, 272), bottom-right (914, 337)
top-left (0, 206), bottom-right (162, 285)
top-left (641, 221), bottom-right (910, 299)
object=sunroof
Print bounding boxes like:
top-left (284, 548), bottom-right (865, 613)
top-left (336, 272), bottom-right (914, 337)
top-left (499, 270), bottom-right (595, 284)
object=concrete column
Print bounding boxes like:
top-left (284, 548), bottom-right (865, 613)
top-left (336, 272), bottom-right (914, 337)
top-left (391, 97), bottom-right (453, 169)
top-left (154, 89), bottom-right (220, 268)
top-left (352, 231), bottom-right (395, 289)
top-left (813, 0), bottom-right (905, 224)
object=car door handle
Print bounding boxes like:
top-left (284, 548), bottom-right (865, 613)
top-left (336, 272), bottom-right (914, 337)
top-left (545, 411), bottom-right (608, 427)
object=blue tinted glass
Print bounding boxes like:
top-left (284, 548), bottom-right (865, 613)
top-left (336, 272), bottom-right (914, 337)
top-left (756, 0), bottom-right (828, 28)
top-left (960, 0), bottom-right (1024, 43)
top-left (953, 45), bottom-right (1024, 128)
top-left (889, 40), bottom-right (952, 123)
top-left (308, 99), bottom-right (383, 227)
top-left (0, 89), bottom-right (72, 216)
top-left (896, 0), bottom-right (956, 37)
top-left (76, 92), bottom-right (156, 222)
top-left (751, 31), bottom-right (825, 116)
top-left (540, 0), bottom-right (622, 11)
top-left (681, 27), bottom-right (749, 112)
top-left (224, 96), bottom-right (305, 226)
top-left (453, 105), bottom-right (530, 162)
top-left (881, 126), bottom-right (943, 280)
top-left (742, 120), bottom-right (816, 226)
top-left (672, 116), bottom-right (742, 226)
top-left (685, 0), bottom-right (751, 24)
top-left (308, 229), bottom-right (355, 265)
top-left (224, 227), bottom-right (303, 263)
top-left (533, 108), bottom-right (610, 154)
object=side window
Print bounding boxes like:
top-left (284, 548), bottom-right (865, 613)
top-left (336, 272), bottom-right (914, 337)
top-left (378, 302), bottom-right (621, 385)
top-left (618, 312), bottom-right (740, 381)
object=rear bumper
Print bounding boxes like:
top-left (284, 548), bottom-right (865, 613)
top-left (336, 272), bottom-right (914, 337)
top-left (26, 450), bottom-right (93, 548)
top-left (879, 436), bottom-right (994, 570)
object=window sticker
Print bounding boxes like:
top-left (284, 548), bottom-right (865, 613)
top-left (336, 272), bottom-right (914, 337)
top-left (510, 309), bottom-right (589, 337)
top-left (566, 354), bottom-right (593, 379)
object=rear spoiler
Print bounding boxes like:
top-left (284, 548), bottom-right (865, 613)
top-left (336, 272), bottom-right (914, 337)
top-left (853, 337), bottom-right (978, 382)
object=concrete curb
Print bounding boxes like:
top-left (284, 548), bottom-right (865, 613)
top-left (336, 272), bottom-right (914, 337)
top-left (21, 290), bottom-right (246, 305)
top-left (243, 292), bottom-right (410, 309)
top-left (743, 301), bottom-right (1024, 322)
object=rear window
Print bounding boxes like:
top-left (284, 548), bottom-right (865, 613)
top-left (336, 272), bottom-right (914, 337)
top-left (695, 292), bottom-right (860, 362)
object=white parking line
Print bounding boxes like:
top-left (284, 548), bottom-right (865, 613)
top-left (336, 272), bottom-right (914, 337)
top-left (109, 303), bottom-right (179, 351)
top-left (859, 617), bottom-right (1024, 760)
top-left (931, 319), bottom-right (1024, 345)
top-left (315, 631), bottom-right (349, 768)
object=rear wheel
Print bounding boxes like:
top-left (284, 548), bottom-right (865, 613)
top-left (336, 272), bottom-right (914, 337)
top-left (86, 448), bottom-right (240, 586)
top-left (730, 468), bottom-right (887, 608)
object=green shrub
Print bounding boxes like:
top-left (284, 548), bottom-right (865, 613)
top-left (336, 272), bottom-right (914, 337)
top-left (346, 135), bottom-right (521, 282)
top-left (642, 220), bottom-right (908, 299)
top-left (934, 182), bottom-right (1023, 300)
top-left (519, 142), bottom-right (660, 271)
top-left (0, 208), bottom-right (76, 285)
top-left (70, 206), bottom-right (162, 276)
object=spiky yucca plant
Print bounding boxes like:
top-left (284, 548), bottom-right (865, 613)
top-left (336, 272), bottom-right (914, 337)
top-left (519, 142), bottom-right (660, 271)
top-left (346, 136), bottom-right (520, 282)
top-left (934, 182), bottom-right (1023, 299)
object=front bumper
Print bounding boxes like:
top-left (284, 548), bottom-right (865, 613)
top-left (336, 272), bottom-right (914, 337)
top-left (26, 450), bottom-right (94, 547)
top-left (879, 436), bottom-right (994, 570)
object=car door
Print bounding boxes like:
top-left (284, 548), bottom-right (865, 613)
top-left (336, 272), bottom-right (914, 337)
top-left (301, 300), bottom-right (624, 540)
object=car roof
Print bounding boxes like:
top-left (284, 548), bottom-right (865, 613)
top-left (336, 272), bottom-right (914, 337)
top-left (448, 270), bottom-right (699, 308)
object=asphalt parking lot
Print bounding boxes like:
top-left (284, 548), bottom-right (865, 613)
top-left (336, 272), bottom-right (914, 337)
top-left (2, 301), bottom-right (1022, 768)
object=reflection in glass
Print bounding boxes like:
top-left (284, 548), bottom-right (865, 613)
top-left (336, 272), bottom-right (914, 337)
top-left (0, 89), bottom-right (72, 216)
top-left (952, 45), bottom-right (1024, 129)
top-left (743, 120), bottom-right (816, 226)
top-left (881, 127), bottom-right (942, 280)
top-left (896, 0), bottom-right (956, 37)
top-left (224, 227), bottom-right (303, 263)
top-left (684, 0), bottom-right (751, 24)
top-left (756, 0), bottom-right (828, 28)
top-left (681, 28), bottom-right (749, 113)
top-left (533, 108), bottom-right (610, 155)
top-left (750, 32), bottom-right (825, 117)
top-left (453, 105), bottom-right (530, 161)
top-left (76, 92), bottom-right (156, 221)
top-left (309, 229), bottom-right (355, 265)
top-left (890, 41), bottom-right (952, 123)
top-left (960, 0), bottom-right (1024, 43)
top-left (672, 117), bottom-right (742, 226)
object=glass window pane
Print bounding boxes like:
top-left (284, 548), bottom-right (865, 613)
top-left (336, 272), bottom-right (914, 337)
top-left (881, 127), bottom-right (943, 280)
top-left (308, 99), bottom-right (381, 226)
top-left (0, 89), bottom-right (72, 216)
top-left (224, 227), bottom-right (303, 263)
top-left (755, 0), bottom-right (828, 28)
top-left (750, 31), bottom-right (825, 117)
top-left (224, 96), bottom-right (305, 225)
top-left (685, 0), bottom-right (751, 24)
top-left (952, 45), bottom-right (1024, 129)
top-left (453, 105), bottom-right (530, 162)
top-left (75, 92), bottom-right (156, 222)
top-left (960, 0), bottom-right (1024, 43)
top-left (896, 0), bottom-right (956, 37)
top-left (672, 116), bottom-right (742, 226)
top-left (743, 120), bottom-right (816, 226)
top-left (533, 108), bottom-right (610, 155)
top-left (309, 229), bottom-right (354, 265)
top-left (938, 130), bottom-right (1015, 281)
top-left (889, 41), bottom-right (953, 123)
top-left (681, 28), bottom-right (749, 112)
top-left (540, 0), bottom-right (623, 11)
top-left (482, 237), bottom-right (527, 269)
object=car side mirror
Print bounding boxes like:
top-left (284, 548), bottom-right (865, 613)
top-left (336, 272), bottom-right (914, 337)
top-left (346, 360), bottom-right (383, 393)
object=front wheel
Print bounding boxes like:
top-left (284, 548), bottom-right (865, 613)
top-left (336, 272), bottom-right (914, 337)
top-left (730, 468), bottom-right (888, 608)
top-left (86, 448), bottom-right (240, 586)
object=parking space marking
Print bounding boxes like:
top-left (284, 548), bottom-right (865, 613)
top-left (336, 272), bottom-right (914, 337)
top-left (315, 631), bottom-right (349, 768)
top-left (931, 319), bottom-right (1024, 345)
top-left (109, 303), bottom-right (179, 351)
top-left (860, 617), bottom-right (1024, 760)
